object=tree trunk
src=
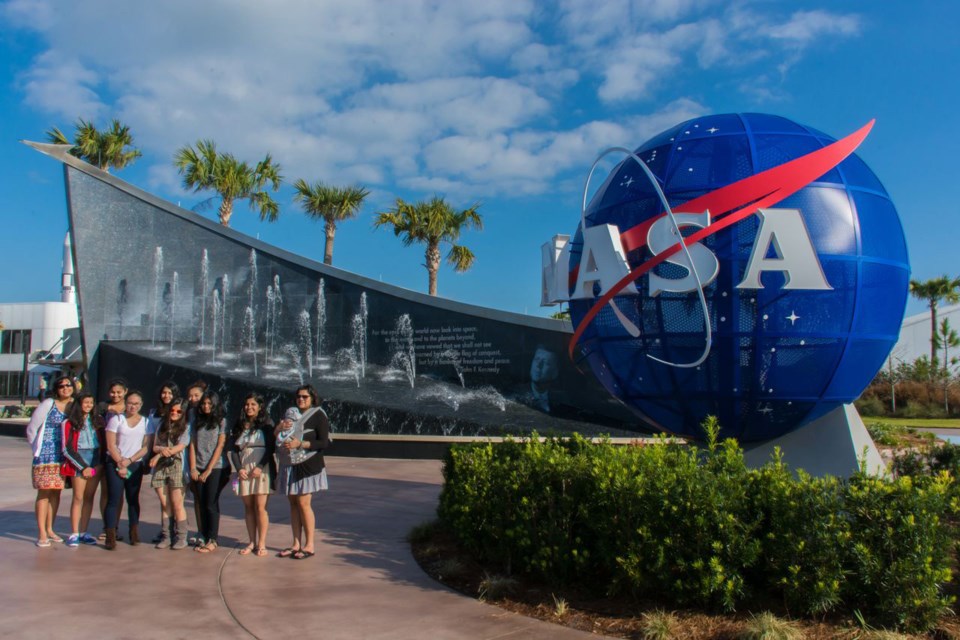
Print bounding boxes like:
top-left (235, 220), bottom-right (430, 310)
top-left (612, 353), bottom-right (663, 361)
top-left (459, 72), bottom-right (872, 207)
top-left (219, 199), bottom-right (234, 227)
top-left (426, 242), bottom-right (441, 296)
top-left (930, 301), bottom-right (938, 368)
top-left (324, 221), bottom-right (336, 265)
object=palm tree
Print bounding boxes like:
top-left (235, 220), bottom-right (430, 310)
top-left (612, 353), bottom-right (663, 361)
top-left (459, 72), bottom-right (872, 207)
top-left (46, 118), bottom-right (141, 172)
top-left (910, 275), bottom-right (960, 367)
top-left (173, 140), bottom-right (282, 227)
top-left (293, 180), bottom-right (369, 265)
top-left (374, 196), bottom-right (482, 296)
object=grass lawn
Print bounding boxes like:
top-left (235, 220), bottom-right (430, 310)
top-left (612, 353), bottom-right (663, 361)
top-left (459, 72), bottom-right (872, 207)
top-left (862, 416), bottom-right (960, 429)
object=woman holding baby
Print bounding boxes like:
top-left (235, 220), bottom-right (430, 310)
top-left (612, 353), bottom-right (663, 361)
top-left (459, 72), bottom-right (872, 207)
top-left (273, 384), bottom-right (330, 560)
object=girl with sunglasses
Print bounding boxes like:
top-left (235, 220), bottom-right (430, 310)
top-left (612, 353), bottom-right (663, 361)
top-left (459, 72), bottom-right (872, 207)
top-left (147, 380), bottom-right (180, 546)
top-left (25, 375), bottom-right (74, 547)
top-left (149, 399), bottom-right (191, 549)
top-left (275, 384), bottom-right (330, 560)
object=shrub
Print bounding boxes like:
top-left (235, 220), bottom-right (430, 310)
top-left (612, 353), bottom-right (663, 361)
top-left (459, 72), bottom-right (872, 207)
top-left (856, 396), bottom-right (886, 418)
top-left (437, 421), bottom-right (958, 631)
top-left (865, 421), bottom-right (907, 446)
top-left (751, 458), bottom-right (848, 616)
top-left (843, 473), bottom-right (955, 631)
top-left (602, 418), bottom-right (761, 611)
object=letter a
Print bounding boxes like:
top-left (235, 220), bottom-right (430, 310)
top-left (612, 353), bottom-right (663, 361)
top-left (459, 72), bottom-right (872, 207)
top-left (737, 208), bottom-right (832, 290)
top-left (572, 224), bottom-right (638, 299)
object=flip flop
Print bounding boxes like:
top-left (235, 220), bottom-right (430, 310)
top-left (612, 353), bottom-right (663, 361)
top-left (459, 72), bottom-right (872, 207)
top-left (239, 544), bottom-right (255, 556)
top-left (48, 534), bottom-right (63, 543)
top-left (292, 550), bottom-right (315, 560)
top-left (255, 547), bottom-right (268, 557)
top-left (35, 539), bottom-right (51, 548)
top-left (277, 547), bottom-right (299, 558)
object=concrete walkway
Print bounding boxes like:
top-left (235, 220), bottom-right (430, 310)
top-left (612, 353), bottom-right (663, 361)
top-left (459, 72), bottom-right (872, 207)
top-left (0, 437), bottom-right (599, 639)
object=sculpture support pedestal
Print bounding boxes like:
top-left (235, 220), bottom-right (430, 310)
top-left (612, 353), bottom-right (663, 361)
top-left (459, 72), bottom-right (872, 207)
top-left (742, 404), bottom-right (884, 477)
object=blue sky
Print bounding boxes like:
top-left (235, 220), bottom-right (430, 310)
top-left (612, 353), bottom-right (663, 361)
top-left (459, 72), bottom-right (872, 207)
top-left (0, 0), bottom-right (956, 318)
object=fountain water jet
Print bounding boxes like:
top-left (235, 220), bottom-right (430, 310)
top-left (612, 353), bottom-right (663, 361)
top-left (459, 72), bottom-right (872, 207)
top-left (243, 305), bottom-right (258, 376)
top-left (220, 274), bottom-right (229, 356)
top-left (315, 279), bottom-right (326, 364)
top-left (199, 249), bottom-right (209, 350)
top-left (351, 313), bottom-right (365, 381)
top-left (440, 348), bottom-right (465, 387)
top-left (169, 271), bottom-right (180, 354)
top-left (211, 289), bottom-right (221, 364)
top-left (151, 247), bottom-right (163, 347)
top-left (297, 309), bottom-right (313, 378)
top-left (359, 292), bottom-right (368, 377)
top-left (389, 314), bottom-right (416, 388)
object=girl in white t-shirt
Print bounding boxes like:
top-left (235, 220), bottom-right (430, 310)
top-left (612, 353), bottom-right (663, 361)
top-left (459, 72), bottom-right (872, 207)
top-left (103, 390), bottom-right (149, 550)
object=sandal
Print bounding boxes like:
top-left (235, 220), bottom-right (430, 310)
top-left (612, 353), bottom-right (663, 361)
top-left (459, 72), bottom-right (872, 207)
top-left (277, 547), bottom-right (299, 558)
top-left (255, 547), bottom-right (268, 557)
top-left (48, 533), bottom-right (63, 543)
top-left (239, 543), bottom-right (255, 556)
top-left (196, 540), bottom-right (218, 553)
top-left (35, 539), bottom-right (51, 548)
top-left (292, 550), bottom-right (315, 560)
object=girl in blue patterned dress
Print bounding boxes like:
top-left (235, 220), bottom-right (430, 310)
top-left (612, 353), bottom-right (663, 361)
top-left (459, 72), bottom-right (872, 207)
top-left (25, 375), bottom-right (75, 547)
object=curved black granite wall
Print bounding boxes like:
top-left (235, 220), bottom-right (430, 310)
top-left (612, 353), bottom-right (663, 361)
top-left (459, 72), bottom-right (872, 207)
top-left (32, 142), bottom-right (642, 435)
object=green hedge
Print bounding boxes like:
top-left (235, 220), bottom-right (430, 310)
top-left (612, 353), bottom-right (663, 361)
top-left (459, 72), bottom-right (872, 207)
top-left (437, 421), bottom-right (956, 632)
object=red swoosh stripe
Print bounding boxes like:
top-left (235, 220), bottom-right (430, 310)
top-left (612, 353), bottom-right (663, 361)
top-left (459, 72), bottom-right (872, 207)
top-left (568, 119), bottom-right (874, 359)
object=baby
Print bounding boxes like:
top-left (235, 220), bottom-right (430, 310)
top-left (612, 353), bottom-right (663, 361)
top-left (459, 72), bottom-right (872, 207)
top-left (277, 407), bottom-right (305, 464)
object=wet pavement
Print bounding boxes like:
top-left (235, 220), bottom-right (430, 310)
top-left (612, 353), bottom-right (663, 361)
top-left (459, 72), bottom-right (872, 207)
top-left (0, 436), bottom-right (599, 639)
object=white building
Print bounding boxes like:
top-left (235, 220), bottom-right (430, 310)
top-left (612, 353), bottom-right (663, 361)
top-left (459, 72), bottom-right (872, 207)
top-left (0, 234), bottom-right (80, 399)
top-left (888, 302), bottom-right (960, 369)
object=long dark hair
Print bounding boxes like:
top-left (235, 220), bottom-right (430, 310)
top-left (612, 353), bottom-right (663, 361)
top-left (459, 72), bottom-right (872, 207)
top-left (232, 392), bottom-right (267, 439)
top-left (154, 380), bottom-right (180, 417)
top-left (67, 392), bottom-right (96, 433)
top-left (156, 398), bottom-right (187, 443)
top-left (195, 390), bottom-right (224, 430)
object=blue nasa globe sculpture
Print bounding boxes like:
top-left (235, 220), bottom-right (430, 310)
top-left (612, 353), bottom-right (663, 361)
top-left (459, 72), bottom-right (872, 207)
top-left (567, 113), bottom-right (909, 442)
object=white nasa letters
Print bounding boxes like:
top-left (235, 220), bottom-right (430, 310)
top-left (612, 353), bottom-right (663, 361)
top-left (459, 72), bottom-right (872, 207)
top-left (736, 208), bottom-right (832, 291)
top-left (540, 208), bottom-right (831, 306)
top-left (646, 210), bottom-right (719, 297)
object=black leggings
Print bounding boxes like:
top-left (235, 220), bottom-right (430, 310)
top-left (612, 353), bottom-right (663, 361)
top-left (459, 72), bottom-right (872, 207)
top-left (193, 469), bottom-right (230, 542)
top-left (104, 460), bottom-right (144, 529)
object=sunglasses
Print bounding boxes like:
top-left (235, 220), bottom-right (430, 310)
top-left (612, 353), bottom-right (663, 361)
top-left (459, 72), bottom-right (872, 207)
top-left (296, 394), bottom-right (311, 399)
top-left (169, 409), bottom-right (183, 414)
top-left (57, 384), bottom-right (74, 389)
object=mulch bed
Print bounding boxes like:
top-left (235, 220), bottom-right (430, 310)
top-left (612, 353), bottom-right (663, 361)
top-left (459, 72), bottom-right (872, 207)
top-left (411, 525), bottom-right (960, 639)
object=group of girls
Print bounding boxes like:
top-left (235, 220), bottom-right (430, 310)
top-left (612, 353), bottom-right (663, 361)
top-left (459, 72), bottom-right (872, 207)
top-left (25, 375), bottom-right (330, 560)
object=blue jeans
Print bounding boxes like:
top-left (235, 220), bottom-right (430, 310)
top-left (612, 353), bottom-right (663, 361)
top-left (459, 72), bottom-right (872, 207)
top-left (104, 460), bottom-right (144, 530)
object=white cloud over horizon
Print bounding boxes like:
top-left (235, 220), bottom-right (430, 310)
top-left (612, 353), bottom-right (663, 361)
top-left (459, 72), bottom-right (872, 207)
top-left (3, 0), bottom-right (864, 202)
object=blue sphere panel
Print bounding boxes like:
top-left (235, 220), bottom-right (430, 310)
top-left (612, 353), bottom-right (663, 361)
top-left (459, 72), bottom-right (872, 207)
top-left (568, 113), bottom-right (909, 441)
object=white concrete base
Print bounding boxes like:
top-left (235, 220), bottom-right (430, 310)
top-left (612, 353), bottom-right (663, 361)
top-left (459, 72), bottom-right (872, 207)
top-left (742, 404), bottom-right (885, 477)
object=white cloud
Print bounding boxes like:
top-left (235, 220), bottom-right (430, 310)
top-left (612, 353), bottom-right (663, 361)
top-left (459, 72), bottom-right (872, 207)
top-left (19, 51), bottom-right (105, 120)
top-left (8, 0), bottom-right (862, 205)
top-left (768, 10), bottom-right (861, 44)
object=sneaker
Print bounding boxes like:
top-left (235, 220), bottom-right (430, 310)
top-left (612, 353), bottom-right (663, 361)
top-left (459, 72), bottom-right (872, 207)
top-left (80, 533), bottom-right (98, 545)
top-left (66, 534), bottom-right (80, 548)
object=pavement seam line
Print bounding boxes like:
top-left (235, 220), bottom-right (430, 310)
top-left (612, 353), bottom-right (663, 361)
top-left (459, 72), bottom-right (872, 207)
top-left (217, 544), bottom-right (261, 640)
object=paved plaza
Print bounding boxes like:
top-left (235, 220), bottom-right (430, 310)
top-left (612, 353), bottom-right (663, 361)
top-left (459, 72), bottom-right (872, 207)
top-left (0, 436), bottom-right (597, 639)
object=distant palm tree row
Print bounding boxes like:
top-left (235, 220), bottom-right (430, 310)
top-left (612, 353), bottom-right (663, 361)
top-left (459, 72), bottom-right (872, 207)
top-left (46, 119), bottom-right (482, 296)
